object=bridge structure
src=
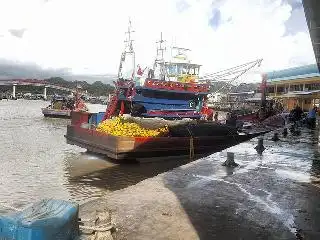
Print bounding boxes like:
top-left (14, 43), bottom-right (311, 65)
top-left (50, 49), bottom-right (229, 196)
top-left (0, 79), bottom-right (77, 99)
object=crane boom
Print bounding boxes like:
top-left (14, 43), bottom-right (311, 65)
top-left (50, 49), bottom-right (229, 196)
top-left (199, 58), bottom-right (263, 96)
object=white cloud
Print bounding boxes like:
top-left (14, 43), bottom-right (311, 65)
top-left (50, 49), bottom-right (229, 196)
top-left (0, 0), bottom-right (316, 81)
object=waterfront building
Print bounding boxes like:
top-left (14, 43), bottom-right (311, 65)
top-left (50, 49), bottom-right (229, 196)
top-left (266, 64), bottom-right (320, 111)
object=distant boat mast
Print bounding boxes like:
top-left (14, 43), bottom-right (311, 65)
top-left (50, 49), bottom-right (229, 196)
top-left (118, 19), bottom-right (135, 80)
top-left (154, 32), bottom-right (166, 80)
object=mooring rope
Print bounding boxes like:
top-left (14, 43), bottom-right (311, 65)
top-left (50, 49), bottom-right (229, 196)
top-left (79, 224), bottom-right (114, 232)
top-left (189, 137), bottom-right (195, 159)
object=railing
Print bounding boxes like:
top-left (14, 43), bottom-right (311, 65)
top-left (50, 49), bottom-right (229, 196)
top-left (143, 79), bottom-right (211, 93)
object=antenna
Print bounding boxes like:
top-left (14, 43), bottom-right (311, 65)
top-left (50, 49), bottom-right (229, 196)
top-left (156, 32), bottom-right (166, 63)
top-left (154, 32), bottom-right (167, 80)
top-left (124, 18), bottom-right (135, 53)
top-left (118, 18), bottom-right (136, 80)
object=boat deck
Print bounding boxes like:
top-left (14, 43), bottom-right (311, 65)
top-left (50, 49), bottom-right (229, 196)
top-left (65, 125), bottom-right (270, 161)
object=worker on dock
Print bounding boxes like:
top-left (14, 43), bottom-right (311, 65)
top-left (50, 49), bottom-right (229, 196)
top-left (307, 106), bottom-right (317, 129)
top-left (289, 105), bottom-right (304, 124)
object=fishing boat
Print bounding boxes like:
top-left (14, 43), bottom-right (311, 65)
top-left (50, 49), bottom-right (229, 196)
top-left (42, 91), bottom-right (88, 119)
top-left (42, 96), bottom-right (73, 118)
top-left (65, 21), bottom-right (267, 161)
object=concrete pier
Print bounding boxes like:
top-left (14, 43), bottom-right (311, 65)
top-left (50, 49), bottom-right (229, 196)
top-left (80, 129), bottom-right (320, 239)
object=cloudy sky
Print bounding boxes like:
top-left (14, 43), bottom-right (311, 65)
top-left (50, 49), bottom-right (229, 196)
top-left (0, 0), bottom-right (316, 81)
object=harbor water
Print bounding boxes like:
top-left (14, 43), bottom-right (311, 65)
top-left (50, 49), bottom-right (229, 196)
top-left (1, 99), bottom-right (320, 225)
top-left (0, 100), bottom-right (190, 213)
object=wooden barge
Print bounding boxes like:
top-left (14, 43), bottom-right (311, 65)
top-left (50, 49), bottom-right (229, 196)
top-left (65, 112), bottom-right (269, 162)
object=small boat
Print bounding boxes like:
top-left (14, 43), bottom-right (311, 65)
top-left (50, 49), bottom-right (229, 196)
top-left (42, 108), bottom-right (72, 118)
top-left (42, 96), bottom-right (73, 118)
top-left (42, 92), bottom-right (87, 119)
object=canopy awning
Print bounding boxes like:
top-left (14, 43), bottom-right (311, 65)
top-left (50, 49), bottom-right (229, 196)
top-left (227, 91), bottom-right (255, 96)
top-left (280, 90), bottom-right (320, 97)
top-left (245, 97), bottom-right (272, 102)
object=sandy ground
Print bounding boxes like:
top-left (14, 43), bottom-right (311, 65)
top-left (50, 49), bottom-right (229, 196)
top-left (80, 129), bottom-right (320, 240)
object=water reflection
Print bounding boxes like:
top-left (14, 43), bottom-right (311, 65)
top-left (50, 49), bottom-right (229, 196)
top-left (64, 151), bottom-right (191, 192)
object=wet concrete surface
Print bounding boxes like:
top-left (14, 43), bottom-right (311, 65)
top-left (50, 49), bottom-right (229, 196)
top-left (80, 127), bottom-right (320, 240)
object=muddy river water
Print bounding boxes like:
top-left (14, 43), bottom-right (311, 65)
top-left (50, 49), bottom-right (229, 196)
top-left (0, 100), bottom-right (189, 212)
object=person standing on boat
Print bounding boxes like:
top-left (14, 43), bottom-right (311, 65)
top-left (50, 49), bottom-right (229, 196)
top-left (226, 111), bottom-right (237, 126)
top-left (136, 65), bottom-right (147, 86)
top-left (148, 68), bottom-right (155, 79)
top-left (137, 65), bottom-right (143, 76)
top-left (201, 102), bottom-right (213, 121)
top-left (214, 112), bottom-right (219, 122)
top-left (226, 112), bottom-right (231, 124)
top-left (75, 96), bottom-right (88, 112)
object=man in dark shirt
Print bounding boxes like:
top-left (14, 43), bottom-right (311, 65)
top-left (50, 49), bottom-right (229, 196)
top-left (290, 105), bottom-right (303, 122)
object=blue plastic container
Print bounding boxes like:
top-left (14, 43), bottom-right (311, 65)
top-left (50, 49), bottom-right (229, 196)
top-left (88, 112), bottom-right (105, 126)
top-left (96, 112), bottom-right (105, 125)
top-left (88, 113), bottom-right (97, 126)
top-left (0, 199), bottom-right (79, 240)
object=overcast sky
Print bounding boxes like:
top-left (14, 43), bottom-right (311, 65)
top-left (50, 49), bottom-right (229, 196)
top-left (0, 0), bottom-right (316, 81)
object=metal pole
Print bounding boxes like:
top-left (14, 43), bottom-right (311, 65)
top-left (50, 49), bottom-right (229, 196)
top-left (12, 84), bottom-right (16, 98)
top-left (43, 86), bottom-right (47, 100)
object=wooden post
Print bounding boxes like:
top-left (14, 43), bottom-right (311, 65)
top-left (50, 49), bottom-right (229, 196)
top-left (260, 74), bottom-right (267, 120)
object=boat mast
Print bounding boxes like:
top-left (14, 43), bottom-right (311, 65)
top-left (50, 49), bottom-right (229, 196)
top-left (118, 19), bottom-right (135, 80)
top-left (154, 32), bottom-right (166, 80)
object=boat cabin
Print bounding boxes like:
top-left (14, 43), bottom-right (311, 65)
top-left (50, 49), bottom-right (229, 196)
top-left (49, 97), bottom-right (75, 110)
top-left (103, 28), bottom-right (211, 120)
